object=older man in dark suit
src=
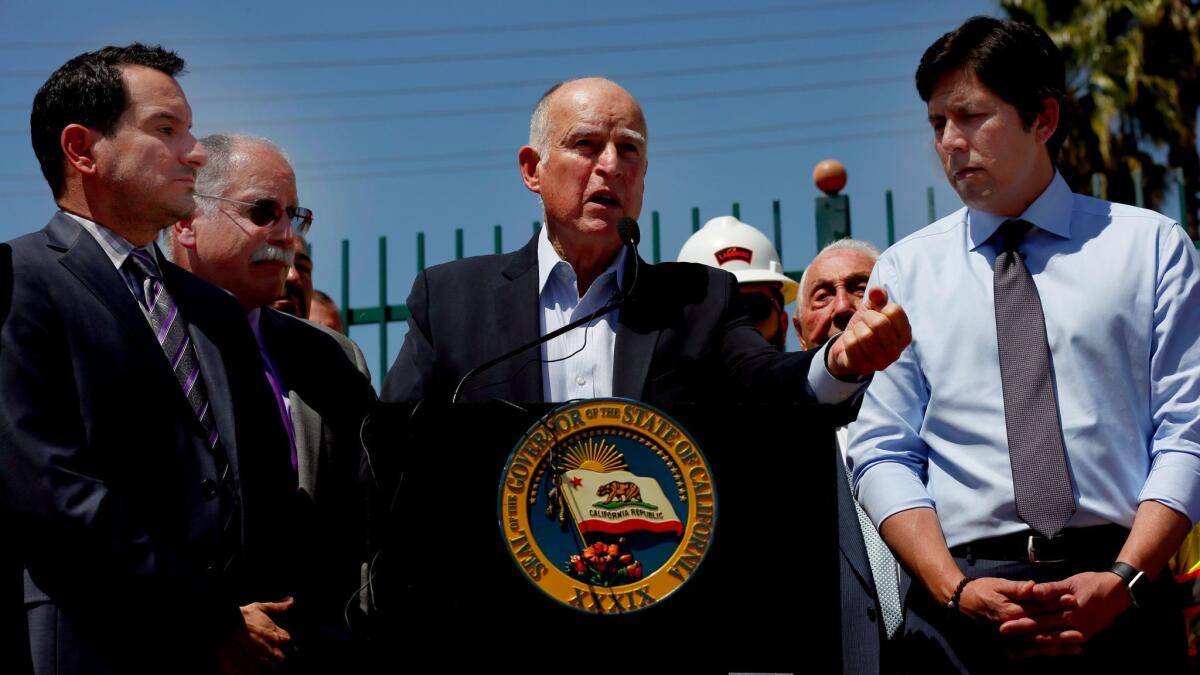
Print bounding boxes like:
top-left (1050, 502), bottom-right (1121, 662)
top-left (0, 45), bottom-right (296, 674)
top-left (168, 132), bottom-right (377, 670)
top-left (382, 77), bottom-right (911, 405)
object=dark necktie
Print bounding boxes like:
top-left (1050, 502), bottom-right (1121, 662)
top-left (993, 219), bottom-right (1076, 539)
top-left (125, 249), bottom-right (241, 567)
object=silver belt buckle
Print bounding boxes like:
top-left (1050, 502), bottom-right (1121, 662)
top-left (1026, 535), bottom-right (1066, 564)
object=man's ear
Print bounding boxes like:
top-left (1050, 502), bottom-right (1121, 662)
top-left (61, 124), bottom-right (99, 177)
top-left (1033, 97), bottom-right (1060, 146)
top-left (518, 145), bottom-right (541, 194)
top-left (173, 218), bottom-right (198, 250)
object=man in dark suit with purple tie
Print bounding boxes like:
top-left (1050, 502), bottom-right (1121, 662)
top-left (0, 45), bottom-right (296, 674)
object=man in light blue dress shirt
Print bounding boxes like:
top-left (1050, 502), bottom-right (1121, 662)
top-left (848, 17), bottom-right (1200, 672)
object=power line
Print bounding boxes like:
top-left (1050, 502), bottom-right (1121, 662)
top-left (0, 0), bottom-right (913, 49)
top-left (0, 111), bottom-right (921, 182)
top-left (291, 111), bottom-right (917, 170)
top-left (203, 74), bottom-right (911, 130)
top-left (0, 48), bottom-right (916, 111)
top-left (0, 20), bottom-right (948, 78)
top-left (0, 125), bottom-right (930, 189)
top-left (0, 73), bottom-right (912, 137)
top-left (299, 127), bottom-right (929, 181)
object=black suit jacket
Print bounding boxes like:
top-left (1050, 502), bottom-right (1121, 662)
top-left (837, 437), bottom-right (887, 674)
top-left (0, 214), bottom-right (294, 673)
top-left (382, 232), bottom-right (821, 404)
top-left (257, 309), bottom-right (376, 638)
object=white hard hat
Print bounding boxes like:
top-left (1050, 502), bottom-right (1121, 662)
top-left (676, 216), bottom-right (798, 305)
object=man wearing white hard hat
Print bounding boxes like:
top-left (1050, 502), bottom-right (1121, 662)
top-left (677, 216), bottom-right (798, 348)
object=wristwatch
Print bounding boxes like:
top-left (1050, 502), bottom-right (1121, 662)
top-left (1109, 561), bottom-right (1149, 609)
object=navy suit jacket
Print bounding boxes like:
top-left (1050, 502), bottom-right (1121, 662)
top-left (382, 232), bottom-right (822, 404)
top-left (0, 214), bottom-right (294, 674)
top-left (257, 309), bottom-right (376, 636)
top-left (837, 439), bottom-right (887, 674)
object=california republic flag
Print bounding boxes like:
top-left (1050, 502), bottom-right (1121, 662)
top-left (561, 469), bottom-right (683, 537)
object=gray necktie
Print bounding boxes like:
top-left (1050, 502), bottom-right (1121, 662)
top-left (845, 462), bottom-right (903, 639)
top-left (993, 219), bottom-right (1076, 539)
top-left (125, 249), bottom-right (241, 566)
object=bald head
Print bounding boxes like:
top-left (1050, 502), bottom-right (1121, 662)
top-left (529, 77), bottom-right (648, 160)
top-left (794, 239), bottom-right (879, 349)
top-left (519, 78), bottom-right (649, 290)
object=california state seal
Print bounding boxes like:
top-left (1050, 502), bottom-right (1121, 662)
top-left (498, 398), bottom-right (717, 614)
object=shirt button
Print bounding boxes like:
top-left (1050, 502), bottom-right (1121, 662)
top-left (576, 375), bottom-right (586, 386)
top-left (201, 479), bottom-right (219, 500)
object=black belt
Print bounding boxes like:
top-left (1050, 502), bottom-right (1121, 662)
top-left (949, 524), bottom-right (1129, 564)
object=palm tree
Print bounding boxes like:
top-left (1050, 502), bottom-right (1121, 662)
top-left (1001, 0), bottom-right (1199, 238)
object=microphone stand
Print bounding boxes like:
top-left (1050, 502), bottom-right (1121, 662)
top-left (452, 235), bottom-right (640, 404)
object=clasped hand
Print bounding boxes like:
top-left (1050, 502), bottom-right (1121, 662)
top-left (956, 572), bottom-right (1130, 659)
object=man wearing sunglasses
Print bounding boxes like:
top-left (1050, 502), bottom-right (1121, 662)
top-left (0, 46), bottom-right (297, 674)
top-left (169, 132), bottom-right (376, 671)
top-left (382, 77), bottom-right (911, 406)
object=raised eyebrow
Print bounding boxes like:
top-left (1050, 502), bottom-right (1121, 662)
top-left (618, 129), bottom-right (647, 146)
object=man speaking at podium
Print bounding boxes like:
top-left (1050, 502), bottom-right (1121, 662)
top-left (381, 77), bottom-right (910, 405)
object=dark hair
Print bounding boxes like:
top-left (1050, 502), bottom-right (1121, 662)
top-left (915, 16), bottom-right (1066, 162)
top-left (30, 43), bottom-right (185, 198)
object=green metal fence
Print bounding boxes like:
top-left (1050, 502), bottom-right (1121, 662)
top-left (338, 170), bottom-right (1196, 380)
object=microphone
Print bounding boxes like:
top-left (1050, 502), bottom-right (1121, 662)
top-left (451, 218), bottom-right (642, 403)
top-left (617, 216), bottom-right (640, 247)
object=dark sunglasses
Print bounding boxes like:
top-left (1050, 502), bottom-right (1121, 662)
top-left (741, 292), bottom-right (783, 323)
top-left (195, 193), bottom-right (313, 235)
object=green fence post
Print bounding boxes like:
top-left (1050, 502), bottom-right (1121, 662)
top-left (454, 228), bottom-right (464, 260)
top-left (815, 189), bottom-right (851, 250)
top-left (340, 239), bottom-right (350, 330)
top-left (533, 221), bottom-right (540, 235)
top-left (772, 200), bottom-right (782, 262)
top-left (885, 190), bottom-right (896, 246)
top-left (732, 202), bottom-right (740, 220)
top-left (416, 232), bottom-right (426, 272)
top-left (651, 211), bottom-right (661, 264)
top-left (1133, 169), bottom-right (1145, 208)
top-left (378, 237), bottom-right (388, 381)
top-left (926, 187), bottom-right (936, 224)
top-left (691, 207), bottom-right (700, 233)
top-left (494, 225), bottom-right (503, 254)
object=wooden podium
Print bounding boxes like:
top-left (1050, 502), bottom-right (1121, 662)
top-left (362, 400), bottom-right (845, 672)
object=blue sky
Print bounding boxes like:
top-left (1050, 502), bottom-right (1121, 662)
top-left (3, 0), bottom-right (1180, 387)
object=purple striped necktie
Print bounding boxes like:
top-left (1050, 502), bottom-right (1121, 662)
top-left (125, 248), bottom-right (241, 572)
top-left (125, 248), bottom-right (220, 448)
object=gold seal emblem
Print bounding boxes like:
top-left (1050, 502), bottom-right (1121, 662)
top-left (498, 398), bottom-right (717, 613)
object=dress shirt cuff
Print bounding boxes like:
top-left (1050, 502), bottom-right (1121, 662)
top-left (1139, 450), bottom-right (1200, 524)
top-left (855, 461), bottom-right (935, 529)
top-left (806, 339), bottom-right (871, 404)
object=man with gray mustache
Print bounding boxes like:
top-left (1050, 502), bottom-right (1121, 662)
top-left (169, 132), bottom-right (376, 671)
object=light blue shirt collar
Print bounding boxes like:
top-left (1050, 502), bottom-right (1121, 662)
top-left (967, 171), bottom-right (1074, 250)
top-left (536, 224), bottom-right (627, 297)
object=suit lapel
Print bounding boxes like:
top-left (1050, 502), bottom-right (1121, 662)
top-left (49, 214), bottom-right (161, 352)
top-left (612, 255), bottom-right (662, 399)
top-left (490, 234), bottom-right (542, 401)
top-left (259, 310), bottom-right (322, 495)
top-left (835, 437), bottom-right (875, 588)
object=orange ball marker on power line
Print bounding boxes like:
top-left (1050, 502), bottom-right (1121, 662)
top-left (813, 159), bottom-right (847, 195)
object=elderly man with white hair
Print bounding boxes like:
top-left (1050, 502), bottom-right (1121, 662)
top-left (168, 132), bottom-right (376, 671)
top-left (793, 238), bottom-right (902, 674)
top-left (382, 77), bottom-right (911, 405)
